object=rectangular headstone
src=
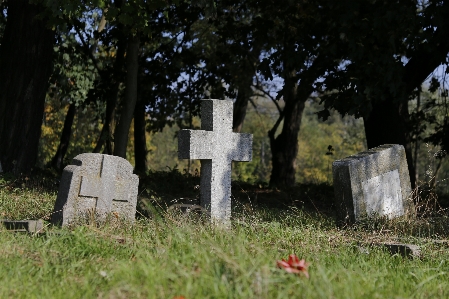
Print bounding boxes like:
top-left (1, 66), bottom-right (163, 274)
top-left (333, 144), bottom-right (414, 224)
top-left (51, 153), bottom-right (139, 226)
top-left (178, 99), bottom-right (252, 226)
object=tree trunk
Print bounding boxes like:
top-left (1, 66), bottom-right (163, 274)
top-left (92, 39), bottom-right (127, 154)
top-left (232, 75), bottom-right (253, 133)
top-left (134, 98), bottom-right (147, 174)
top-left (232, 42), bottom-right (261, 133)
top-left (0, 0), bottom-right (55, 174)
top-left (93, 0), bottom-right (125, 154)
top-left (269, 70), bottom-right (306, 187)
top-left (114, 35), bottom-right (140, 158)
top-left (50, 103), bottom-right (76, 171)
top-left (363, 99), bottom-right (416, 188)
top-left (267, 50), bottom-right (328, 188)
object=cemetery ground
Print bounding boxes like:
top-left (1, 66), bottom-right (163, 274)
top-left (1, 171), bottom-right (449, 298)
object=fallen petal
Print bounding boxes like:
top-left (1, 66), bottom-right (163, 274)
top-left (276, 260), bottom-right (291, 269)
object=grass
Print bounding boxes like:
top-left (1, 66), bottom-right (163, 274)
top-left (0, 171), bottom-right (449, 298)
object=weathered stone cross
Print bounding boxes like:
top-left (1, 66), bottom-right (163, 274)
top-left (178, 99), bottom-right (252, 225)
top-left (51, 153), bottom-right (139, 226)
top-left (78, 155), bottom-right (129, 212)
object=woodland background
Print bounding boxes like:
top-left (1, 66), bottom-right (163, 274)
top-left (1, 0), bottom-right (449, 193)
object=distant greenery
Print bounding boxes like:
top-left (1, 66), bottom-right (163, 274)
top-left (38, 96), bottom-right (367, 185)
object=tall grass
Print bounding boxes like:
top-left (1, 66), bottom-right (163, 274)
top-left (0, 173), bottom-right (448, 298)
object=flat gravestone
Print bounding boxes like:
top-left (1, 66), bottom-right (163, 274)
top-left (333, 144), bottom-right (414, 224)
top-left (178, 99), bottom-right (252, 226)
top-left (1, 219), bottom-right (44, 233)
top-left (51, 153), bottom-right (139, 226)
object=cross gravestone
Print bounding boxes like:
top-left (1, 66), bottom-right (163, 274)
top-left (178, 99), bottom-right (252, 226)
top-left (333, 144), bottom-right (414, 225)
top-left (51, 153), bottom-right (139, 226)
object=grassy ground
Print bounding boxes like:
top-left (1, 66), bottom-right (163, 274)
top-left (0, 171), bottom-right (449, 298)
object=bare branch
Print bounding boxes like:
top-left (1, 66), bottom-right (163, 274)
top-left (253, 80), bottom-right (282, 115)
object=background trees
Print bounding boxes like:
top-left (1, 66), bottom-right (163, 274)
top-left (0, 0), bottom-right (55, 175)
top-left (1, 0), bottom-right (449, 193)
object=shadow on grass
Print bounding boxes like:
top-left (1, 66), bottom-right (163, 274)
top-left (3, 168), bottom-right (449, 239)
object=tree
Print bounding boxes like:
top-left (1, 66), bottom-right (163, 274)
top-left (318, 0), bottom-right (449, 188)
top-left (214, 0), bottom-right (339, 187)
top-left (113, 34), bottom-right (140, 158)
top-left (0, 0), bottom-right (55, 174)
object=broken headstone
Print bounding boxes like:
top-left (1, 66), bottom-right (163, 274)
top-left (51, 153), bottom-right (139, 226)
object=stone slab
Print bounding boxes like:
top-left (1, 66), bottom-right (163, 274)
top-left (1, 219), bottom-right (44, 233)
top-left (51, 153), bottom-right (139, 226)
top-left (178, 99), bottom-right (252, 226)
top-left (333, 144), bottom-right (414, 224)
top-left (357, 243), bottom-right (421, 258)
top-left (381, 243), bottom-right (421, 258)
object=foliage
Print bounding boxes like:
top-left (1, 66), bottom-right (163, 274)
top-left (128, 96), bottom-right (366, 184)
top-left (38, 98), bottom-right (102, 168)
top-left (4, 0), bottom-right (449, 190)
top-left (297, 99), bottom-right (366, 184)
top-left (50, 32), bottom-right (98, 107)
top-left (315, 0), bottom-right (449, 130)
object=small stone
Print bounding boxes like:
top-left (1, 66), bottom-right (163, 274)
top-left (1, 219), bottom-right (44, 233)
top-left (167, 204), bottom-right (210, 216)
top-left (379, 243), bottom-right (421, 258)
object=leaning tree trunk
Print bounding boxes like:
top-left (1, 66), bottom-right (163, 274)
top-left (0, 0), bottom-right (55, 174)
top-left (93, 0), bottom-right (125, 154)
top-left (114, 35), bottom-right (140, 158)
top-left (267, 51), bottom-right (329, 188)
top-left (269, 69), bottom-right (307, 187)
top-left (363, 98), bottom-right (416, 188)
top-left (92, 38), bottom-right (127, 154)
top-left (134, 97), bottom-right (147, 174)
top-left (50, 103), bottom-right (76, 171)
top-left (232, 75), bottom-right (253, 133)
top-left (232, 42), bottom-right (262, 133)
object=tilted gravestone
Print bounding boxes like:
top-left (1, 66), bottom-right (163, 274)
top-left (51, 153), bottom-right (139, 226)
top-left (333, 144), bottom-right (414, 224)
top-left (178, 99), bottom-right (252, 226)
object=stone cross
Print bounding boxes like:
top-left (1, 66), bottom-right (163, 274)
top-left (178, 99), bottom-right (252, 225)
top-left (51, 153), bottom-right (139, 226)
top-left (332, 144), bottom-right (415, 225)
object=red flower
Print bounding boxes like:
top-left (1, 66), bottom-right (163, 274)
top-left (277, 254), bottom-right (309, 278)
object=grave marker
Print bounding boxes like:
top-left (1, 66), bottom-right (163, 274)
top-left (333, 144), bottom-right (414, 224)
top-left (51, 153), bottom-right (139, 226)
top-left (178, 99), bottom-right (252, 225)
top-left (1, 219), bottom-right (44, 233)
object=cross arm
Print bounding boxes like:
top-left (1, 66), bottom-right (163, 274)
top-left (231, 133), bottom-right (252, 162)
top-left (178, 129), bottom-right (214, 160)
